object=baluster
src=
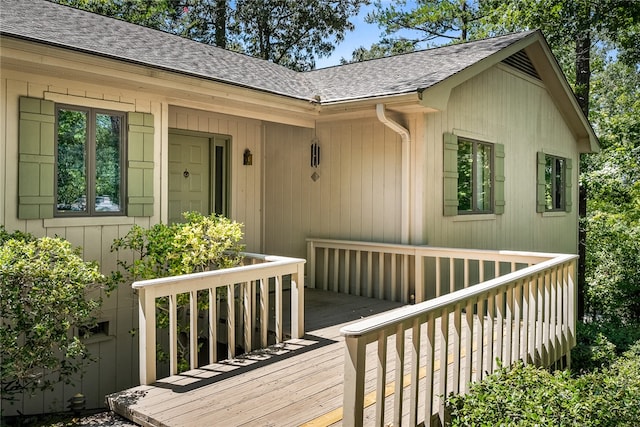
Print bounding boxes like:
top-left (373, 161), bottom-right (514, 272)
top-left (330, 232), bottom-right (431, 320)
top-left (462, 299), bottom-right (473, 392)
top-left (227, 284), bottom-right (235, 359)
top-left (393, 322), bottom-right (405, 426)
top-left (505, 286), bottom-right (513, 366)
top-left (437, 308), bottom-right (450, 426)
top-left (475, 298), bottom-right (485, 381)
top-left (355, 250), bottom-right (362, 296)
top-left (333, 248), bottom-right (340, 293)
top-left (375, 329), bottom-right (388, 426)
top-left (169, 293), bottom-right (178, 375)
top-left (276, 275), bottom-right (283, 343)
top-left (424, 312), bottom-right (436, 425)
top-left (409, 317), bottom-right (421, 427)
top-left (260, 278), bottom-right (268, 347)
top-left (209, 288), bottom-right (217, 363)
top-left (378, 252), bottom-right (384, 299)
top-left (242, 282), bottom-right (252, 356)
top-left (391, 254), bottom-right (397, 302)
top-left (190, 290), bottom-right (198, 370)
top-left (367, 251), bottom-right (373, 298)
top-left (435, 256), bottom-right (441, 298)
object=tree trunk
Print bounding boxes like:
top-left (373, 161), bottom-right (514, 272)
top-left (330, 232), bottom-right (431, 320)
top-left (215, 0), bottom-right (227, 48)
top-left (575, 31), bottom-right (590, 321)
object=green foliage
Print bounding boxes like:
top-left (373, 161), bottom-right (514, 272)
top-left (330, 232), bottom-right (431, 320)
top-left (111, 212), bottom-right (244, 371)
top-left (0, 228), bottom-right (107, 401)
top-left (447, 341), bottom-right (640, 426)
top-left (572, 321), bottom-right (640, 372)
top-left (52, 0), bottom-right (367, 71)
top-left (112, 212), bottom-right (244, 280)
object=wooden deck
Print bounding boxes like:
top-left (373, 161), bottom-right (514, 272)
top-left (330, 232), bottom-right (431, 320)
top-left (107, 289), bottom-right (406, 426)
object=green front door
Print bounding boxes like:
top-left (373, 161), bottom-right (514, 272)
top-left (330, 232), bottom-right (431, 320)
top-left (168, 132), bottom-right (211, 224)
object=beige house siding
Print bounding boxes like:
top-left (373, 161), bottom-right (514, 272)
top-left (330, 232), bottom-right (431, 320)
top-left (264, 119), bottom-right (403, 259)
top-left (1, 71), bottom-right (267, 414)
top-left (422, 65), bottom-right (579, 254)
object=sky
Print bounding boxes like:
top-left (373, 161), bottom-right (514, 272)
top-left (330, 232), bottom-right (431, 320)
top-left (315, 4), bottom-right (384, 68)
top-left (315, 1), bottom-right (425, 69)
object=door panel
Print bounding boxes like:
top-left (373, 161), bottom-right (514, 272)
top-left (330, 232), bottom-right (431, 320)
top-left (168, 133), bottom-right (210, 224)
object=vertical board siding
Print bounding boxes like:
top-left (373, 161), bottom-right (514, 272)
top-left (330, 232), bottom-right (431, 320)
top-left (423, 66), bottom-right (579, 254)
top-left (264, 119), bottom-right (402, 260)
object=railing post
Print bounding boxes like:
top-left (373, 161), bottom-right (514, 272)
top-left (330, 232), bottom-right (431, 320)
top-left (138, 287), bottom-right (156, 385)
top-left (343, 335), bottom-right (366, 427)
top-left (291, 262), bottom-right (305, 339)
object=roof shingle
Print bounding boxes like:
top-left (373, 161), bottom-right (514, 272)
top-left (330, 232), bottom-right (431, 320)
top-left (1, 0), bottom-right (536, 103)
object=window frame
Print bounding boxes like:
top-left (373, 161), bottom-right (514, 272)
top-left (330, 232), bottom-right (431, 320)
top-left (538, 152), bottom-right (571, 213)
top-left (54, 104), bottom-right (127, 217)
top-left (456, 137), bottom-right (495, 215)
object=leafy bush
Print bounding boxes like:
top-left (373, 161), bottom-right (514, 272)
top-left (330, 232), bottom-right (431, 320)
top-left (111, 212), bottom-right (244, 371)
top-left (572, 320), bottom-right (640, 372)
top-left (447, 341), bottom-right (640, 426)
top-left (0, 227), bottom-right (108, 401)
top-left (111, 211), bottom-right (244, 279)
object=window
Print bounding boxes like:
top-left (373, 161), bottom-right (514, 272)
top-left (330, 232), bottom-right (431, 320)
top-left (18, 97), bottom-right (154, 220)
top-left (457, 139), bottom-right (493, 213)
top-left (443, 133), bottom-right (505, 216)
top-left (56, 106), bottom-right (125, 216)
top-left (537, 152), bottom-right (572, 213)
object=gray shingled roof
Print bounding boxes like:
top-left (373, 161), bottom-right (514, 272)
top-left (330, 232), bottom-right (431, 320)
top-left (1, 0), bottom-right (536, 104)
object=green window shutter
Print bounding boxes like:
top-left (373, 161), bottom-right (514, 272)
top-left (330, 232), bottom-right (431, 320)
top-left (443, 132), bottom-right (459, 216)
top-left (494, 143), bottom-right (505, 215)
top-left (536, 152), bottom-right (546, 213)
top-left (564, 158), bottom-right (572, 212)
top-left (127, 112), bottom-right (154, 217)
top-left (18, 97), bottom-right (55, 219)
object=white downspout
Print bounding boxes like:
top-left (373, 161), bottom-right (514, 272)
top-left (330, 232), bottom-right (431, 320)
top-left (376, 104), bottom-right (411, 244)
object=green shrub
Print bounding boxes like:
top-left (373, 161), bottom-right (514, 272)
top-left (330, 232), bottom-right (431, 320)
top-left (446, 361), bottom-right (585, 426)
top-left (447, 341), bottom-right (640, 426)
top-left (112, 211), bottom-right (244, 279)
top-left (572, 320), bottom-right (640, 372)
top-left (0, 228), bottom-right (108, 401)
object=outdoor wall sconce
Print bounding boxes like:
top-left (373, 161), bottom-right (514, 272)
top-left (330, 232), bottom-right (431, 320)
top-left (243, 148), bottom-right (253, 166)
top-left (310, 137), bottom-right (320, 168)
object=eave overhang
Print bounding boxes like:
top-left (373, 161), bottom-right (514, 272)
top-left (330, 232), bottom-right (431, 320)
top-left (0, 35), bottom-right (321, 128)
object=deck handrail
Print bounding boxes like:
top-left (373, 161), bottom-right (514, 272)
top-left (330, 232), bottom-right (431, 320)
top-left (307, 238), bottom-right (560, 304)
top-left (134, 252), bottom-right (305, 385)
top-left (339, 250), bottom-right (577, 426)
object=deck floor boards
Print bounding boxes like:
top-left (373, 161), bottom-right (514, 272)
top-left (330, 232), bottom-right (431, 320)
top-left (107, 289), bottom-right (405, 427)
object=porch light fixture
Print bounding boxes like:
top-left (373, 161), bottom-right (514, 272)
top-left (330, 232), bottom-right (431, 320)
top-left (310, 137), bottom-right (320, 168)
top-left (243, 148), bottom-right (253, 166)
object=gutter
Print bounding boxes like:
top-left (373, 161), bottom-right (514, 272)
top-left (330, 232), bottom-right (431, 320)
top-left (376, 104), bottom-right (411, 244)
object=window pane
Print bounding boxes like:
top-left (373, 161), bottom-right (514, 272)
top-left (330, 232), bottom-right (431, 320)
top-left (545, 156), bottom-right (553, 210)
top-left (95, 113), bottom-right (122, 212)
top-left (457, 141), bottom-right (473, 212)
top-left (57, 109), bottom-right (87, 212)
top-left (476, 144), bottom-right (492, 211)
top-left (554, 158), bottom-right (564, 209)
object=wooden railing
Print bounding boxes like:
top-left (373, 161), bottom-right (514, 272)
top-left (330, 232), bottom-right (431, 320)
top-left (335, 244), bottom-right (577, 426)
top-left (134, 253), bottom-right (305, 385)
top-left (307, 238), bottom-right (553, 304)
